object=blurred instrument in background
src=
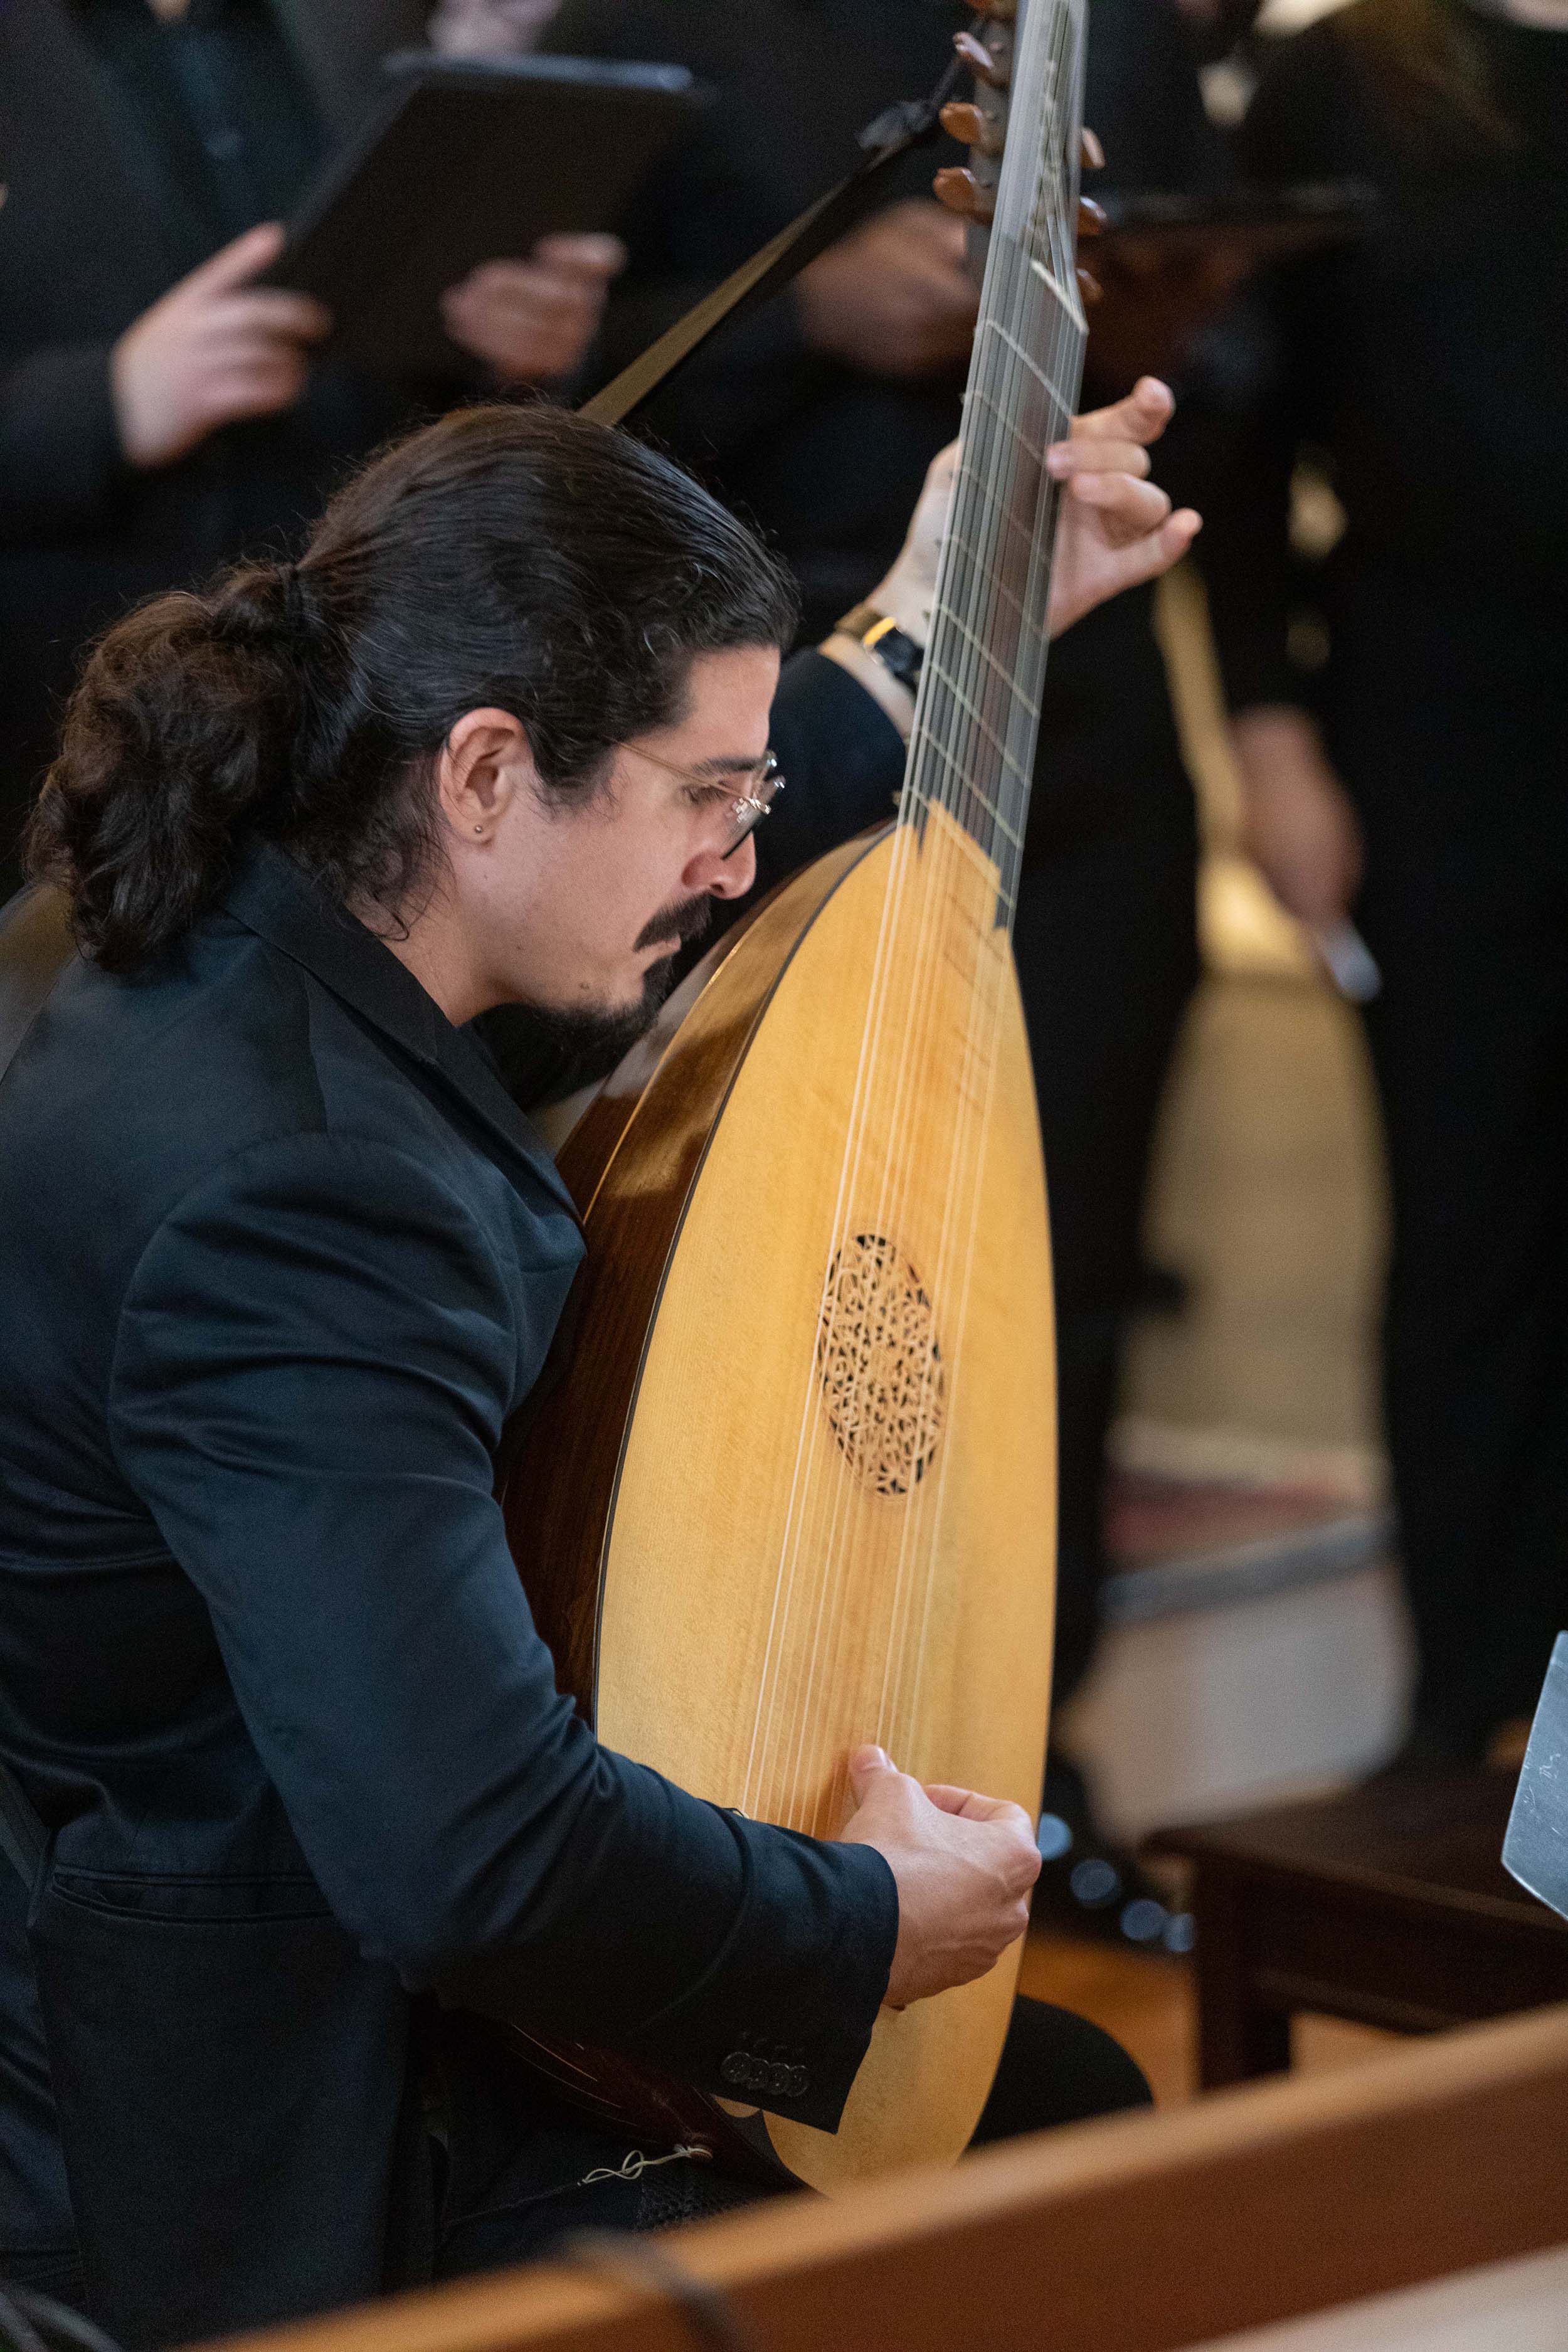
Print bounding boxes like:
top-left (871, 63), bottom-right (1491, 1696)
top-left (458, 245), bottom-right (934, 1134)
top-left (1074, 175), bottom-right (1376, 391)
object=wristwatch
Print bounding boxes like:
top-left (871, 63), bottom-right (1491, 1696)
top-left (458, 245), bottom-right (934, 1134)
top-left (834, 601), bottom-right (925, 694)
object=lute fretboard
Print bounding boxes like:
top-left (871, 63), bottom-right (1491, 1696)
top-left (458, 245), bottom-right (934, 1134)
top-left (904, 0), bottom-right (1089, 922)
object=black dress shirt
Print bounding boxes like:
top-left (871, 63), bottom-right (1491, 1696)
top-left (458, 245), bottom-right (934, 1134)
top-left (80, 0), bottom-right (327, 248)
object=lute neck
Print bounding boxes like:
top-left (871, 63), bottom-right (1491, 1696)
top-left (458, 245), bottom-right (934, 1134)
top-left (901, 0), bottom-right (1089, 927)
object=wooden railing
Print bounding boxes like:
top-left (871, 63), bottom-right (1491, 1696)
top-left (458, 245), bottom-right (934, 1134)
top-left (209, 2003), bottom-right (1568, 2352)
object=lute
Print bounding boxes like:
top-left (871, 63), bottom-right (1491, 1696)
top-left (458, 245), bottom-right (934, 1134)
top-left (491, 0), bottom-right (1092, 2191)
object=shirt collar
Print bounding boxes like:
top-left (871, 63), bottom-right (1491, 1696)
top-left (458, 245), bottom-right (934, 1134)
top-left (220, 840), bottom-right (580, 1222)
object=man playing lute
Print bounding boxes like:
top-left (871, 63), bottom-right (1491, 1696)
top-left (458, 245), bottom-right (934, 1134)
top-left (0, 386), bottom-right (1195, 2341)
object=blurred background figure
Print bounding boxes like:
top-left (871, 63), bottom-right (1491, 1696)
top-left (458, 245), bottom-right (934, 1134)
top-left (1169, 0), bottom-right (1281, 53)
top-left (543, 0), bottom-right (1265, 1949)
top-left (0, 0), bottom-right (622, 898)
top-left (1200, 0), bottom-right (1568, 1767)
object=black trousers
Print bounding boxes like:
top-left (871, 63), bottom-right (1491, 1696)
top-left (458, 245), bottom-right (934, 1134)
top-left (0, 2000), bottom-right (1151, 2321)
top-left (1014, 636), bottom-right (1201, 1714)
top-left (432, 1997), bottom-right (1152, 2281)
top-left (1330, 581), bottom-right (1568, 1754)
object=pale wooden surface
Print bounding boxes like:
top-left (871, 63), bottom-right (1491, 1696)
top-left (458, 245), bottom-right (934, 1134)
top-left (594, 812), bottom-right (1057, 2191)
top-left (208, 2006), bottom-right (1568, 2352)
top-left (1188, 2243), bottom-right (1568, 2352)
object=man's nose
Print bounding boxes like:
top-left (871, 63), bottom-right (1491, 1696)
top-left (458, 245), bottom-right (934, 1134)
top-left (687, 831), bottom-right (757, 901)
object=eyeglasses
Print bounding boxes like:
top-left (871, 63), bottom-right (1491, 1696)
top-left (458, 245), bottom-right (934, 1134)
top-left (627, 744), bottom-right (785, 860)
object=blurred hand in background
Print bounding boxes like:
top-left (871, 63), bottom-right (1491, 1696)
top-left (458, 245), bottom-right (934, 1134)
top-left (111, 217), bottom-right (624, 468)
top-left (428, 0), bottom-right (563, 55)
top-left (110, 222), bottom-right (329, 472)
top-left (795, 199), bottom-right (978, 381)
top-left (440, 231), bottom-right (625, 384)
top-left (1229, 704), bottom-right (1364, 930)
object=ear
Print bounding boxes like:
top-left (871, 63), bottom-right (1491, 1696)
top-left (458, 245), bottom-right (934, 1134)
top-left (435, 707), bottom-right (534, 843)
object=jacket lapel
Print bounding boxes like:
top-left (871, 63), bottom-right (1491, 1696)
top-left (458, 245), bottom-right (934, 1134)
top-left (34, 4), bottom-right (200, 280)
top-left (222, 844), bottom-right (580, 1222)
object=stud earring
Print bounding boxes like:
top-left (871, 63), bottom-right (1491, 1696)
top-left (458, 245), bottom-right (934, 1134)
top-left (474, 824), bottom-right (484, 835)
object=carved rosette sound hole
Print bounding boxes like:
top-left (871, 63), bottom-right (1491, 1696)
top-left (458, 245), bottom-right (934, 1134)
top-left (816, 1235), bottom-right (945, 1496)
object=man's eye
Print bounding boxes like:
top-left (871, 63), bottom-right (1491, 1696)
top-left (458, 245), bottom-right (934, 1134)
top-left (685, 785), bottom-right (732, 810)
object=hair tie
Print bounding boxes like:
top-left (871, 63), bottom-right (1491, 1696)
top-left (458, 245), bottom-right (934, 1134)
top-left (278, 562), bottom-right (313, 641)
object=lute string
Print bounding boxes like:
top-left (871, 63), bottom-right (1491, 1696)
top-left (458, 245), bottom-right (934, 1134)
top-left (901, 9), bottom-right (1088, 1761)
top-left (774, 3), bottom-right (1081, 1822)
top-left (744, 0), bottom-right (1087, 1831)
top-left (815, 169), bottom-right (1057, 1804)
top-left (866, 203), bottom-right (1035, 1768)
top-left (865, 0), bottom-right (1080, 1769)
top-left (786, 214), bottom-right (1023, 1814)
top-left (881, 100), bottom-right (1067, 1771)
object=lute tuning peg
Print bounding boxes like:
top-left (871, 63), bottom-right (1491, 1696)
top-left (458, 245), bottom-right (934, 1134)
top-left (952, 27), bottom-right (1010, 85)
top-left (940, 98), bottom-right (1005, 157)
top-left (933, 166), bottom-right (996, 226)
top-left (1081, 127), bottom-right (1105, 171)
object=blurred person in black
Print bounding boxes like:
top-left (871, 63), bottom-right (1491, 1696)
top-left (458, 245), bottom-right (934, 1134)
top-left (542, 0), bottom-right (1236, 1942)
top-left (1199, 0), bottom-right (1568, 1766)
top-left (0, 0), bottom-right (623, 897)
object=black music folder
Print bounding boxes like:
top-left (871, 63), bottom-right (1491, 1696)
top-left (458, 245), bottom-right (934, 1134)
top-left (266, 54), bottom-right (706, 379)
top-left (1096, 179), bottom-right (1378, 263)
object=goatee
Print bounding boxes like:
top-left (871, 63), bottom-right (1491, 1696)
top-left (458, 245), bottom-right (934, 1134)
top-left (476, 895), bottom-right (716, 1104)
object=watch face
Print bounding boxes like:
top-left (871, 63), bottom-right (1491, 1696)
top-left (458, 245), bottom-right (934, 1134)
top-left (882, 632), bottom-right (922, 687)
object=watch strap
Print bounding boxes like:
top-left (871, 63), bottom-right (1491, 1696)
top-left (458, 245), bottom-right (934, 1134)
top-left (835, 603), bottom-right (925, 692)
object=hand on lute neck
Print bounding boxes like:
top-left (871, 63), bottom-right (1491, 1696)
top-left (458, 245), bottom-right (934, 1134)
top-left (820, 379), bottom-right (1201, 743)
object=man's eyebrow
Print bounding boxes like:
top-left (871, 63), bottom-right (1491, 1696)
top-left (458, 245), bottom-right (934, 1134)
top-left (686, 752), bottom-right (766, 778)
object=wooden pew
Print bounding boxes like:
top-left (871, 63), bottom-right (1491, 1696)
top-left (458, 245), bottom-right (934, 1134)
top-left (213, 2004), bottom-right (1568, 2352)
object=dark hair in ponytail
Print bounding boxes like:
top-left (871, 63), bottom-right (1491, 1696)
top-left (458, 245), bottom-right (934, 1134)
top-left (26, 404), bottom-right (799, 972)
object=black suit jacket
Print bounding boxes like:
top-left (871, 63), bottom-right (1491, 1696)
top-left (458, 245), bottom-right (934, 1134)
top-left (0, 0), bottom-right (433, 891)
top-left (0, 664), bottom-right (901, 2343)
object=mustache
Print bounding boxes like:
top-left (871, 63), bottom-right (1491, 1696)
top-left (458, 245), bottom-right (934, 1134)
top-left (633, 894), bottom-right (716, 955)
